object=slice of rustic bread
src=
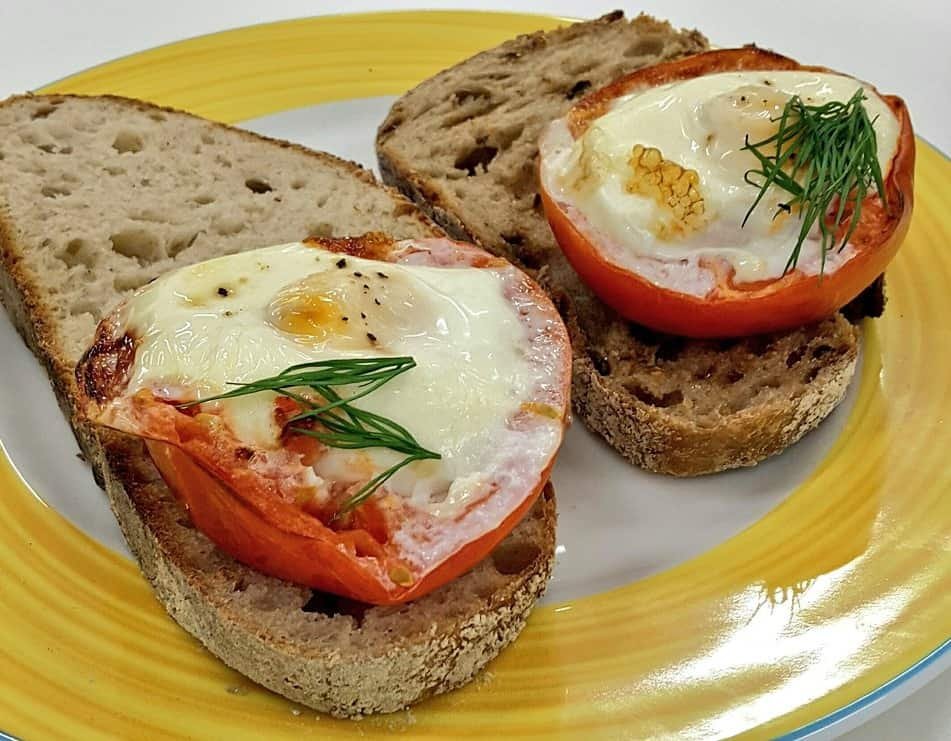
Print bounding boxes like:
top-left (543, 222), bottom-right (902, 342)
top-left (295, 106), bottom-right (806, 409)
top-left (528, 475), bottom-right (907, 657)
top-left (0, 93), bottom-right (556, 716)
top-left (377, 11), bottom-right (873, 476)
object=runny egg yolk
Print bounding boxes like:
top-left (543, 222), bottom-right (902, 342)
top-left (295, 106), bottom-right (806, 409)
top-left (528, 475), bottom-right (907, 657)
top-left (267, 269), bottom-right (426, 350)
top-left (626, 145), bottom-right (706, 239)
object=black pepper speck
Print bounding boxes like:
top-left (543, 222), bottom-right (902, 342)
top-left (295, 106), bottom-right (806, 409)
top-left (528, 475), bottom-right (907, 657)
top-left (217, 287), bottom-right (229, 297)
top-left (336, 258), bottom-right (347, 268)
top-left (366, 332), bottom-right (377, 342)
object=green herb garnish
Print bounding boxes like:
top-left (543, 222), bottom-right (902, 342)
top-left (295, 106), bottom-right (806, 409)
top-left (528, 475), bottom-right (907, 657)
top-left (742, 87), bottom-right (887, 275)
top-left (179, 357), bottom-right (440, 513)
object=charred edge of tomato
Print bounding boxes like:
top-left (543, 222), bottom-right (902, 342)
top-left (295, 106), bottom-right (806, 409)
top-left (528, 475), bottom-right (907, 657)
top-left (302, 232), bottom-right (397, 261)
top-left (75, 328), bottom-right (137, 404)
top-left (567, 48), bottom-right (852, 137)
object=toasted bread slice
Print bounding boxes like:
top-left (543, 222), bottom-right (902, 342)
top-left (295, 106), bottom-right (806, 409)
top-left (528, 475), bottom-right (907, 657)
top-left (0, 93), bottom-right (556, 717)
top-left (377, 12), bottom-right (879, 476)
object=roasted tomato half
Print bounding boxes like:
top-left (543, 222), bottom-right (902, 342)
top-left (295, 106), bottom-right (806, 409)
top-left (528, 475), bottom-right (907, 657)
top-left (538, 48), bottom-right (914, 338)
top-left (77, 235), bottom-right (571, 605)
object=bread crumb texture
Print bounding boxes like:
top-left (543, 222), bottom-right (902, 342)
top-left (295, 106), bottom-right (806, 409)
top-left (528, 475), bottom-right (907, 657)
top-left (0, 94), bottom-right (433, 366)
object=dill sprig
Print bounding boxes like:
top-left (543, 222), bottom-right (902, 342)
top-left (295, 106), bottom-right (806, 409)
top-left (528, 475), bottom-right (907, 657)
top-left (742, 87), bottom-right (887, 275)
top-left (179, 357), bottom-right (441, 513)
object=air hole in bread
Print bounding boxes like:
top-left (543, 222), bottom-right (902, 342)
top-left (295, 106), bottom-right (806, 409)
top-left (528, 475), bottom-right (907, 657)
top-left (58, 145), bottom-right (73, 155)
top-left (627, 322), bottom-right (662, 347)
top-left (307, 223), bottom-right (334, 239)
top-left (725, 369), bottom-right (745, 384)
top-left (454, 145), bottom-right (498, 176)
top-left (290, 179), bottom-right (306, 190)
top-left (301, 591), bottom-right (369, 625)
top-left (110, 229), bottom-right (161, 263)
top-left (57, 238), bottom-right (96, 269)
top-left (501, 232), bottom-right (525, 248)
top-left (201, 132), bottom-right (215, 145)
top-left (216, 154), bottom-right (232, 169)
top-left (517, 249), bottom-right (544, 271)
top-left (232, 578), bottom-right (248, 593)
top-left (0, 151), bottom-right (4, 160)
top-left (694, 365), bottom-right (715, 380)
top-left (655, 337), bottom-right (684, 362)
top-left (812, 344), bottom-right (835, 360)
top-left (129, 209), bottom-right (164, 223)
top-left (41, 184), bottom-right (71, 198)
top-left (453, 86), bottom-right (492, 104)
top-left (804, 366), bottom-right (821, 383)
top-left (491, 540), bottom-right (540, 575)
top-left (104, 165), bottom-right (125, 176)
top-left (36, 142), bottom-right (57, 154)
top-left (214, 215), bottom-right (245, 236)
top-left (245, 177), bottom-right (273, 194)
top-left (626, 384), bottom-right (684, 408)
top-left (587, 349), bottom-right (611, 376)
top-left (148, 112), bottom-right (167, 123)
top-left (31, 103), bottom-right (57, 119)
top-left (112, 130), bottom-right (144, 154)
top-left (566, 79), bottom-right (592, 100)
top-left (113, 273), bottom-right (150, 292)
top-left (746, 336), bottom-right (772, 356)
top-left (193, 193), bottom-right (215, 206)
top-left (624, 36), bottom-right (665, 58)
top-left (167, 231), bottom-right (200, 258)
top-left (786, 347), bottom-right (806, 367)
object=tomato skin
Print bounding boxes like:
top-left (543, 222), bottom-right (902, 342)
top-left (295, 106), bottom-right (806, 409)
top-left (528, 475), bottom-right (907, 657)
top-left (539, 48), bottom-right (915, 338)
top-left (146, 439), bottom-right (552, 605)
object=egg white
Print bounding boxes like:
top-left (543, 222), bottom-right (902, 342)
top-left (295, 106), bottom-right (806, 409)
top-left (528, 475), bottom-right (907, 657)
top-left (116, 241), bottom-right (554, 515)
top-left (541, 70), bottom-right (901, 293)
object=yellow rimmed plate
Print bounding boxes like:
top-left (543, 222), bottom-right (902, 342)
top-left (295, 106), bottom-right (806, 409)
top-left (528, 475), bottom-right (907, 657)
top-left (0, 11), bottom-right (949, 739)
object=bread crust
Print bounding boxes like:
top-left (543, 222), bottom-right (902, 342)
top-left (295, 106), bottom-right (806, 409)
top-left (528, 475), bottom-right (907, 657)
top-left (0, 93), bottom-right (556, 716)
top-left (376, 12), bottom-right (867, 476)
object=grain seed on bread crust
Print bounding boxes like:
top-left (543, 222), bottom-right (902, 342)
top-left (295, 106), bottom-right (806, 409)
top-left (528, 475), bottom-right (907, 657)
top-left (0, 92), bottom-right (557, 716)
top-left (377, 11), bottom-right (875, 476)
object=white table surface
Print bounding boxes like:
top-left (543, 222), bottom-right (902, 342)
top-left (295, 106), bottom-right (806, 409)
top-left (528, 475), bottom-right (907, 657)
top-left (1, 1), bottom-right (948, 738)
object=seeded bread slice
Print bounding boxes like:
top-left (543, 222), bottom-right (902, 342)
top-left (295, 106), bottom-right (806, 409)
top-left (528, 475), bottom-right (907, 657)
top-left (0, 93), bottom-right (556, 717)
top-left (377, 11), bottom-right (876, 476)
